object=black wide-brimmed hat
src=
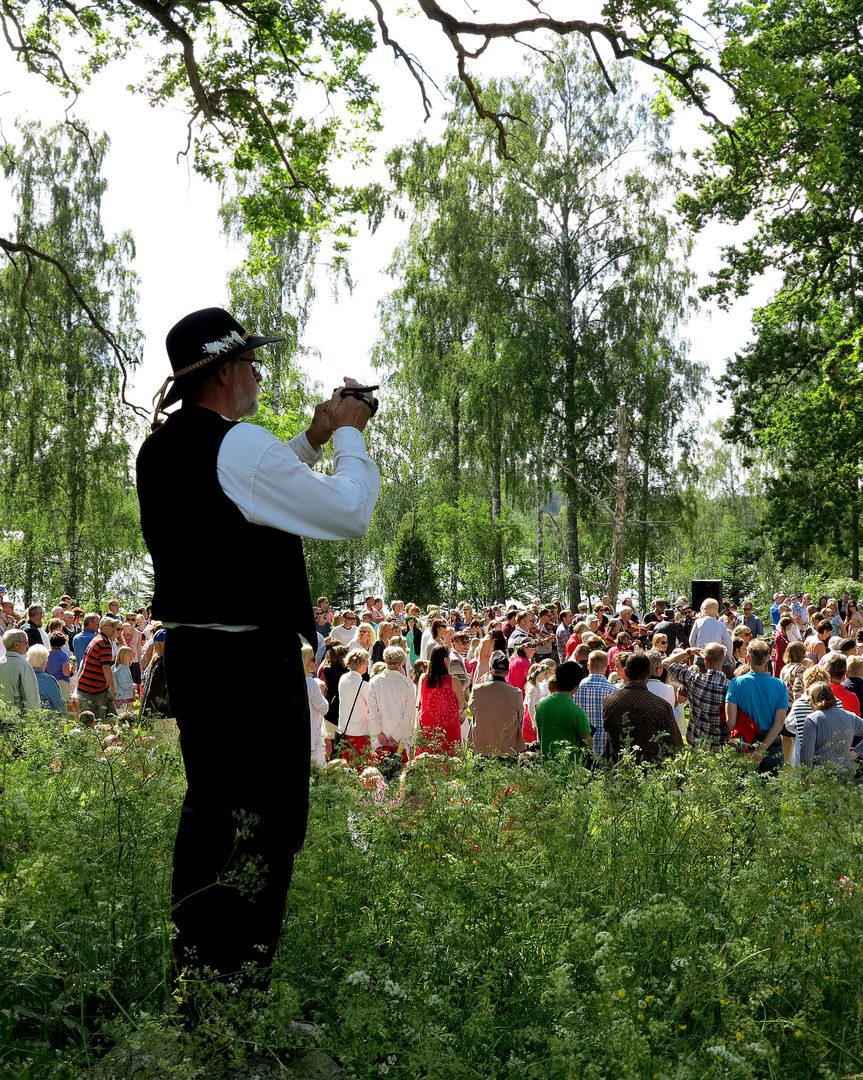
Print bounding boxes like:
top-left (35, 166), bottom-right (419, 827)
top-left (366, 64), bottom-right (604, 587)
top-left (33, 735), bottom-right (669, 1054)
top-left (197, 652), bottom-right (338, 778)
top-left (154, 307), bottom-right (284, 416)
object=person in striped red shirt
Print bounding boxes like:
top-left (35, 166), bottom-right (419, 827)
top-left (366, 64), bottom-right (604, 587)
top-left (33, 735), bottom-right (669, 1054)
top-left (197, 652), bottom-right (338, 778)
top-left (77, 616), bottom-right (122, 718)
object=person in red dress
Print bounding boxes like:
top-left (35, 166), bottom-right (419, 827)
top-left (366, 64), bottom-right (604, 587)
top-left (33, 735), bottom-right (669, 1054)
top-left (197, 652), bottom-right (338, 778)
top-left (416, 644), bottom-right (465, 755)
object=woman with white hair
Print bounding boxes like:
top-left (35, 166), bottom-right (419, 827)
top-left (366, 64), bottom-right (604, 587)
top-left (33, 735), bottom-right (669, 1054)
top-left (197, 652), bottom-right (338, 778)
top-left (0, 630), bottom-right (40, 712)
top-left (27, 644), bottom-right (66, 713)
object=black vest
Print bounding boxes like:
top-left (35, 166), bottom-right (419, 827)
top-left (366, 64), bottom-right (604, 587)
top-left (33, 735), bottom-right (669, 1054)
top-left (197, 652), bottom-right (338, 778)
top-left (136, 406), bottom-right (316, 647)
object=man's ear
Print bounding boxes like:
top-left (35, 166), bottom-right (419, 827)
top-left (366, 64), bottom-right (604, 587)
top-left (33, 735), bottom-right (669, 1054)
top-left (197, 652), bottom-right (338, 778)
top-left (215, 359), bottom-right (235, 385)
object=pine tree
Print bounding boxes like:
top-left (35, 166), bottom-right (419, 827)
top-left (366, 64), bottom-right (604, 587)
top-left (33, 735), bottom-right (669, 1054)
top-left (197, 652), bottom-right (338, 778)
top-left (385, 513), bottom-right (438, 608)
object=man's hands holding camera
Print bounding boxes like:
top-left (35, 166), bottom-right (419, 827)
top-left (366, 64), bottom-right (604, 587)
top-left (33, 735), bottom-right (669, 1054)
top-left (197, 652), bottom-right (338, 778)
top-left (306, 377), bottom-right (379, 451)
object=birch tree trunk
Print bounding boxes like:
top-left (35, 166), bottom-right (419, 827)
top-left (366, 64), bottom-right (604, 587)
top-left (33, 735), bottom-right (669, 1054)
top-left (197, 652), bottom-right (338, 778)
top-left (607, 401), bottom-right (629, 607)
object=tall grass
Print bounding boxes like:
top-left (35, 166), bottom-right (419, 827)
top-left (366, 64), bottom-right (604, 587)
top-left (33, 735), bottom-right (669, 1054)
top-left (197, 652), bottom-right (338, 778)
top-left (3, 711), bottom-right (863, 1078)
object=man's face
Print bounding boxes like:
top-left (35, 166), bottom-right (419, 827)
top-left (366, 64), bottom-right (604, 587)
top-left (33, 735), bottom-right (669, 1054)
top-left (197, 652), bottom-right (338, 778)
top-left (230, 352), bottom-right (262, 418)
top-left (30, 610), bottom-right (43, 625)
top-left (777, 593), bottom-right (787, 603)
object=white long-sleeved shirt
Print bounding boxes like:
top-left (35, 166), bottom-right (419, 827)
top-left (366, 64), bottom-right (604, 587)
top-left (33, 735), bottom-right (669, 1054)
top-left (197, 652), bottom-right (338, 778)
top-left (367, 668), bottom-right (416, 746)
top-left (218, 425), bottom-right (380, 540)
top-left (337, 669), bottom-right (378, 738)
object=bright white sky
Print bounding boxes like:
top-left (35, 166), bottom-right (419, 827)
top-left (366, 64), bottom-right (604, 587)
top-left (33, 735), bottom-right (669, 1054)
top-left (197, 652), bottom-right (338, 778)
top-left (0, 3), bottom-right (778, 420)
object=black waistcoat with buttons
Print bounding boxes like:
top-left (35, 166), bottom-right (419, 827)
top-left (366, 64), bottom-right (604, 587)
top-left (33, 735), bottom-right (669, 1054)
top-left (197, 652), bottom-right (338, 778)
top-left (136, 405), bottom-right (316, 649)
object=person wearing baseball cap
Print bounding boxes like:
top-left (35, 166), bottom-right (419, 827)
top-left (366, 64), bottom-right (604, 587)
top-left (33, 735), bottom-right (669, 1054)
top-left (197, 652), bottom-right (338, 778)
top-left (136, 306), bottom-right (380, 1011)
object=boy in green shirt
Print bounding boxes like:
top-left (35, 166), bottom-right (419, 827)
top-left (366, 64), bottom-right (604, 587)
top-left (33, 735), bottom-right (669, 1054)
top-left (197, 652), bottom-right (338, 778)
top-left (536, 661), bottom-right (592, 763)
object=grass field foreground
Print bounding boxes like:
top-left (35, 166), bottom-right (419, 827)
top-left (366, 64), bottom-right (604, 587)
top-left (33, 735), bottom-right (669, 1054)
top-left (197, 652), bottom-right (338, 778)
top-left (2, 712), bottom-right (863, 1079)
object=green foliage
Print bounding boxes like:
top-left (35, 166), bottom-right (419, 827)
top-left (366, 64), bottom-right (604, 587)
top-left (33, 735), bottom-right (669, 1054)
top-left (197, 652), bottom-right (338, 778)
top-left (680, 0), bottom-right (863, 577)
top-left (0, 709), bottom-right (178, 1076)
top-left (384, 512), bottom-right (438, 608)
top-left (436, 494), bottom-right (523, 606)
top-left (290, 754), bottom-right (863, 1079)
top-left (0, 120), bottom-right (146, 605)
top-left (6, 716), bottom-right (863, 1079)
top-left (1, 0), bottom-right (383, 244)
top-left (304, 535), bottom-right (371, 610)
top-left (379, 43), bottom-right (701, 608)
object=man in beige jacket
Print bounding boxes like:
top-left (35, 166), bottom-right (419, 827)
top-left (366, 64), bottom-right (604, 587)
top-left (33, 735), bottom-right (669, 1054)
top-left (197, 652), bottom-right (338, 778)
top-left (469, 653), bottom-right (525, 757)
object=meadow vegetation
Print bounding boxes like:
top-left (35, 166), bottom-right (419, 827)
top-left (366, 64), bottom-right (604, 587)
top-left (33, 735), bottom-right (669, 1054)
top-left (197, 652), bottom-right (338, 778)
top-left (3, 712), bottom-right (863, 1079)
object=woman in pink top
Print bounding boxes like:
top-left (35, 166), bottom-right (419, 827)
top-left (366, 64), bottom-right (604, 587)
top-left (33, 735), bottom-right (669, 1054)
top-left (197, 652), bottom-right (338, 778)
top-left (417, 645), bottom-right (465, 755)
top-left (506, 641), bottom-right (537, 697)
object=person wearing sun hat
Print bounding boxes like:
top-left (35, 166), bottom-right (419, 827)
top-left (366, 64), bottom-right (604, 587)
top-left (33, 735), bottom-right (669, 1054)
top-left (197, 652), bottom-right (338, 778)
top-left (136, 306), bottom-right (380, 1009)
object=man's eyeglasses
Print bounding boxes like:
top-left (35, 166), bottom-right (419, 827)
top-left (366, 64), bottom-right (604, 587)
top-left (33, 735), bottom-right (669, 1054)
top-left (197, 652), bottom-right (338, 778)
top-left (343, 615), bottom-right (357, 621)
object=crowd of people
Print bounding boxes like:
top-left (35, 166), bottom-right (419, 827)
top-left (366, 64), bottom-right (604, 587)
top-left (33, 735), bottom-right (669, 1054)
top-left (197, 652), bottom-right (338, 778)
top-left (306, 589), bottom-right (863, 778)
top-left (0, 591), bottom-right (168, 722)
top-left (3, 585), bottom-right (863, 779)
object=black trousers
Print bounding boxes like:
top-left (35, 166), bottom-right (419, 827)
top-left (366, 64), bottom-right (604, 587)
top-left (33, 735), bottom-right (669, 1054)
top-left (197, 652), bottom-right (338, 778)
top-left (164, 627), bottom-right (310, 984)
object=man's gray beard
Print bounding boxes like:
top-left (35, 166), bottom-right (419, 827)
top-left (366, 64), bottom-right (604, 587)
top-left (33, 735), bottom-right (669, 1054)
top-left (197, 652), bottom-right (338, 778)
top-left (235, 391), bottom-right (259, 418)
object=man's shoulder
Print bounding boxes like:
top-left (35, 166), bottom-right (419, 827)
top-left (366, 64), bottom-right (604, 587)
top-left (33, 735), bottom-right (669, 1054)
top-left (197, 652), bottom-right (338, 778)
top-left (220, 418), bottom-right (283, 459)
top-left (382, 668), bottom-right (411, 684)
top-left (578, 673), bottom-right (613, 690)
top-left (538, 693), bottom-right (575, 710)
top-left (477, 679), bottom-right (519, 696)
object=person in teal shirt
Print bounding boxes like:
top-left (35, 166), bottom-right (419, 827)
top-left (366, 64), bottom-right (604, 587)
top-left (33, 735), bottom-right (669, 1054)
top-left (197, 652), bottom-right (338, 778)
top-left (536, 661), bottom-right (592, 763)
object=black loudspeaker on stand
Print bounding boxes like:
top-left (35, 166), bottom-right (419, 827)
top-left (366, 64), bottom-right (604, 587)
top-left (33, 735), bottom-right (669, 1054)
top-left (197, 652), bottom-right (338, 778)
top-left (691, 580), bottom-right (723, 612)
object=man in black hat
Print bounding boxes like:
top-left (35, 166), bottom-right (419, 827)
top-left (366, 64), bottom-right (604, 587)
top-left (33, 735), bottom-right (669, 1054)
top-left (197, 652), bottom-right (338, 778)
top-left (136, 307), bottom-right (380, 1007)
